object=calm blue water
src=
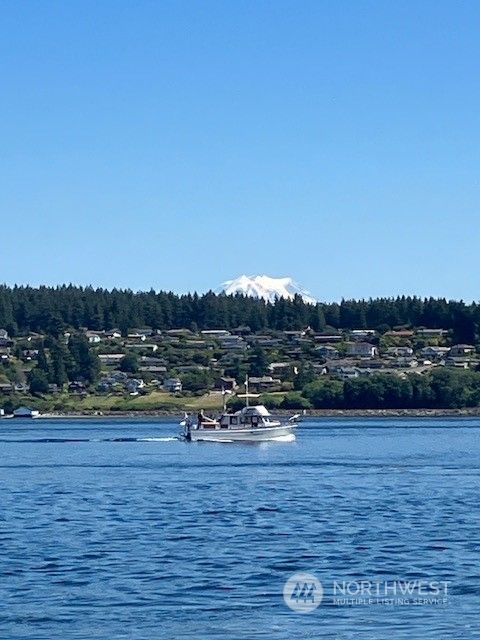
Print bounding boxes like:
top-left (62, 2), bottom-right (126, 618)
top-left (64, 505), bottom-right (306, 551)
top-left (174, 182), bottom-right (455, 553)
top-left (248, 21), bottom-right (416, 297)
top-left (0, 417), bottom-right (479, 639)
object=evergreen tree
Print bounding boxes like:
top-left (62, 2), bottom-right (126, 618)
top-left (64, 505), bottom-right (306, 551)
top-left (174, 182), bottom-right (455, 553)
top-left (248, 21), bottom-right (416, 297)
top-left (250, 346), bottom-right (269, 377)
top-left (28, 368), bottom-right (49, 394)
top-left (120, 353), bottom-right (139, 374)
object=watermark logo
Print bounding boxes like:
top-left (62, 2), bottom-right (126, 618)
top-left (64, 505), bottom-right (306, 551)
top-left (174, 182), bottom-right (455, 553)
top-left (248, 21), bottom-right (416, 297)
top-left (282, 575), bottom-right (449, 611)
top-left (283, 572), bottom-right (323, 613)
top-left (332, 579), bottom-right (449, 607)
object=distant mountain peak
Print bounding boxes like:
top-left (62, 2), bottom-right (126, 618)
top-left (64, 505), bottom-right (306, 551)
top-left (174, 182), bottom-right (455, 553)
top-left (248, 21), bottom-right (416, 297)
top-left (220, 275), bottom-right (316, 305)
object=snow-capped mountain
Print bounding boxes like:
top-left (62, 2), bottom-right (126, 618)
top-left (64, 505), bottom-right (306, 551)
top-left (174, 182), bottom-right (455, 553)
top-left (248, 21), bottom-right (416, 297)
top-left (220, 275), bottom-right (316, 305)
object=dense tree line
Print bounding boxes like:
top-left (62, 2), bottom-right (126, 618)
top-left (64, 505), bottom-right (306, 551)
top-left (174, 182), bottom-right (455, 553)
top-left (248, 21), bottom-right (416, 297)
top-left (300, 369), bottom-right (480, 410)
top-left (0, 285), bottom-right (479, 342)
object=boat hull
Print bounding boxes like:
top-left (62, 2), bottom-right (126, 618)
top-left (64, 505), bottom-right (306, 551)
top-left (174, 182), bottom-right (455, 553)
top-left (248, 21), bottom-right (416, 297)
top-left (188, 424), bottom-right (296, 442)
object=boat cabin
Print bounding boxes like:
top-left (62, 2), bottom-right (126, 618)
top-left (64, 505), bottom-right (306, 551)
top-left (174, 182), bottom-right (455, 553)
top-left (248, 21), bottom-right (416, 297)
top-left (216, 405), bottom-right (276, 430)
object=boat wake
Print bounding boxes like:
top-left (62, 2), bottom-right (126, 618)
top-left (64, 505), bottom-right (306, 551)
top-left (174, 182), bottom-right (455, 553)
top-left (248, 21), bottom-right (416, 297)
top-left (268, 434), bottom-right (296, 442)
top-left (138, 437), bottom-right (179, 442)
top-left (0, 436), bottom-right (181, 444)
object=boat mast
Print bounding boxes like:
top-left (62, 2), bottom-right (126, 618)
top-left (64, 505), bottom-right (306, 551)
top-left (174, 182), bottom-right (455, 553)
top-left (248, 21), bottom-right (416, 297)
top-left (245, 375), bottom-right (249, 408)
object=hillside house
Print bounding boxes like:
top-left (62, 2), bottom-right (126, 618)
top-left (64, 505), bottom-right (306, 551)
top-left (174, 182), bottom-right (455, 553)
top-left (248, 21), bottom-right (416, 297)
top-left (98, 354), bottom-right (125, 366)
top-left (21, 349), bottom-right (39, 361)
top-left (385, 346), bottom-right (414, 357)
top-left (384, 330), bottom-right (415, 339)
top-left (219, 336), bottom-right (245, 350)
top-left (130, 343), bottom-right (158, 353)
top-left (128, 329), bottom-right (153, 340)
top-left (268, 362), bottom-right (295, 379)
top-left (105, 329), bottom-right (122, 339)
top-left (248, 376), bottom-right (282, 392)
top-left (449, 344), bottom-right (475, 357)
top-left (201, 330), bottom-right (231, 338)
top-left (315, 345), bottom-right (339, 359)
top-left (215, 377), bottom-right (237, 391)
top-left (420, 346), bottom-right (450, 360)
top-left (283, 330), bottom-right (306, 342)
top-left (314, 333), bottom-right (343, 343)
top-left (350, 329), bottom-right (376, 341)
top-left (250, 336), bottom-right (281, 348)
top-left (416, 328), bottom-right (448, 337)
top-left (329, 365), bottom-right (361, 380)
top-left (139, 365), bottom-right (167, 375)
top-left (445, 358), bottom-right (470, 369)
top-left (346, 342), bottom-right (378, 358)
top-left (392, 357), bottom-right (418, 368)
top-left (85, 331), bottom-right (103, 344)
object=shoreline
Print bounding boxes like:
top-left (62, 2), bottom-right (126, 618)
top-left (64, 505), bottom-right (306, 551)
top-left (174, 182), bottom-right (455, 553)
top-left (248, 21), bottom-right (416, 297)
top-left (25, 407), bottom-right (480, 419)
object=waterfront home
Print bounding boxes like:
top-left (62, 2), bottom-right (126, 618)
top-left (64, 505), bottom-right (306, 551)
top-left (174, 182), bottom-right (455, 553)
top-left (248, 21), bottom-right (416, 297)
top-left (13, 406), bottom-right (40, 418)
top-left (0, 329), bottom-right (8, 340)
top-left (126, 378), bottom-right (145, 393)
top-left (68, 381), bottom-right (86, 394)
top-left (346, 342), bottom-right (378, 358)
top-left (164, 378), bottom-right (182, 392)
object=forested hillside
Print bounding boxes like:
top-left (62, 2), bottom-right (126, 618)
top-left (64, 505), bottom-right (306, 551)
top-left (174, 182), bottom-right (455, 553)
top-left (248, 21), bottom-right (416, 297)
top-left (0, 285), bottom-right (478, 342)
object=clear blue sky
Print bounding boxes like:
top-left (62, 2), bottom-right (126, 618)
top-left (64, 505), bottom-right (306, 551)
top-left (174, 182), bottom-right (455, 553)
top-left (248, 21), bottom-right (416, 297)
top-left (1, 0), bottom-right (479, 301)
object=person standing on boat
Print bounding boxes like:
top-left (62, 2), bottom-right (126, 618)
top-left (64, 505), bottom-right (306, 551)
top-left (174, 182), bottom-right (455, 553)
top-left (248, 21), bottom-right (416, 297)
top-left (197, 409), bottom-right (215, 428)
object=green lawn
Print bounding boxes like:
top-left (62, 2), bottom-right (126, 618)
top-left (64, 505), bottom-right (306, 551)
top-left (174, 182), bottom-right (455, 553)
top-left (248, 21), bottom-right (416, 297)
top-left (1, 390), bottom-right (225, 414)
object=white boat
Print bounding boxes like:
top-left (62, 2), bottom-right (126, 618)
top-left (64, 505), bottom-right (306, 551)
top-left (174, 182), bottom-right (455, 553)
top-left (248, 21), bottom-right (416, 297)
top-left (180, 379), bottom-right (299, 442)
